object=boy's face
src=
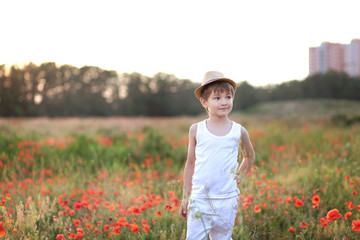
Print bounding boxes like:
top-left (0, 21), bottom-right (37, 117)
top-left (200, 89), bottom-right (233, 117)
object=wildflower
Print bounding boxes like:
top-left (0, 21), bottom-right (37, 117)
top-left (156, 210), bottom-right (162, 218)
top-left (56, 234), bottom-right (65, 240)
top-left (73, 219), bottom-right (81, 227)
top-left (165, 205), bottom-right (172, 211)
top-left (131, 206), bottom-right (141, 215)
top-left (0, 222), bottom-right (6, 237)
top-left (288, 227), bottom-right (296, 232)
top-left (85, 224), bottom-right (93, 229)
top-left (112, 227), bottom-right (121, 235)
top-left (130, 224), bottom-right (139, 233)
top-left (345, 212), bottom-right (352, 220)
top-left (326, 209), bottom-right (342, 222)
top-left (285, 196), bottom-right (292, 205)
top-left (352, 219), bottom-right (360, 231)
top-left (142, 224), bottom-right (150, 233)
top-left (104, 224), bottom-right (110, 232)
top-left (312, 195), bottom-right (320, 204)
top-left (254, 205), bottom-right (261, 213)
top-left (68, 233), bottom-right (77, 239)
top-left (346, 201), bottom-right (354, 210)
top-left (93, 227), bottom-right (100, 234)
top-left (74, 201), bottom-right (82, 210)
top-left (299, 222), bottom-right (309, 228)
top-left (320, 218), bottom-right (328, 228)
top-left (170, 196), bottom-right (180, 206)
top-left (75, 233), bottom-right (84, 239)
top-left (294, 199), bottom-right (303, 207)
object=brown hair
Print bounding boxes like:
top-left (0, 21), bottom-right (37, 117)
top-left (200, 81), bottom-right (235, 100)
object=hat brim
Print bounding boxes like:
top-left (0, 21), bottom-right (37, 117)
top-left (194, 77), bottom-right (237, 99)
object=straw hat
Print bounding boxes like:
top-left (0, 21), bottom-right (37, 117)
top-left (194, 71), bottom-right (237, 99)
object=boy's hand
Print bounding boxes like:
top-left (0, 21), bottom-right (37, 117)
top-left (179, 199), bottom-right (188, 220)
top-left (234, 174), bottom-right (241, 185)
top-left (235, 171), bottom-right (245, 185)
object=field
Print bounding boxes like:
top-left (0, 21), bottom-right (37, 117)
top-left (1, 102), bottom-right (360, 239)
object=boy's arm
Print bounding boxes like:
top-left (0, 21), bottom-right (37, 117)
top-left (179, 124), bottom-right (197, 220)
top-left (235, 126), bottom-right (255, 184)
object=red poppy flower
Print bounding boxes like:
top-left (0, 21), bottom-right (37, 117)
top-left (131, 206), bottom-right (141, 215)
top-left (73, 219), bottom-right (81, 227)
top-left (319, 218), bottom-right (328, 228)
top-left (346, 201), bottom-right (354, 210)
top-left (56, 234), bottom-right (65, 240)
top-left (311, 195), bottom-right (320, 204)
top-left (156, 211), bottom-right (162, 218)
top-left (74, 201), bottom-right (82, 210)
top-left (345, 212), bottom-right (352, 220)
top-left (142, 224), bottom-right (150, 233)
top-left (94, 227), bottom-right (100, 234)
top-left (165, 205), bottom-right (172, 211)
top-left (326, 209), bottom-right (342, 222)
top-left (294, 199), bottom-right (303, 207)
top-left (131, 224), bottom-right (139, 233)
top-left (299, 222), bottom-right (309, 228)
top-left (104, 224), bottom-right (110, 232)
top-left (75, 233), bottom-right (84, 239)
top-left (352, 219), bottom-right (360, 231)
top-left (0, 222), bottom-right (6, 237)
top-left (254, 205), bottom-right (261, 213)
top-left (285, 196), bottom-right (292, 205)
top-left (288, 227), bottom-right (296, 232)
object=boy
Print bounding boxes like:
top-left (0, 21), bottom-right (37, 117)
top-left (179, 71), bottom-right (255, 240)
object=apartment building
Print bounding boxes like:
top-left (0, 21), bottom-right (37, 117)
top-left (309, 39), bottom-right (360, 76)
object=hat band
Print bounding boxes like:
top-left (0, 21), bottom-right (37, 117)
top-left (202, 78), bottom-right (218, 86)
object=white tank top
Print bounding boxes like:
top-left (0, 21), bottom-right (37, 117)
top-left (191, 120), bottom-right (241, 199)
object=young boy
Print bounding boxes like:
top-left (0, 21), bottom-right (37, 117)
top-left (180, 71), bottom-right (255, 240)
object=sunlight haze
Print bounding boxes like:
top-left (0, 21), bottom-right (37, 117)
top-left (1, 0), bottom-right (359, 86)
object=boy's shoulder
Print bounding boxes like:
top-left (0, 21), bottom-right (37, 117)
top-left (189, 122), bottom-right (198, 134)
top-left (190, 119), bottom-right (205, 129)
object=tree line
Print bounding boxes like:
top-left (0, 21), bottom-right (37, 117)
top-left (1, 62), bottom-right (360, 117)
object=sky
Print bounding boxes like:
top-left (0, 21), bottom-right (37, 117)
top-left (1, 0), bottom-right (359, 86)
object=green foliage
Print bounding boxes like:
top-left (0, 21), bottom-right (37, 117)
top-left (331, 113), bottom-right (360, 127)
top-left (1, 117), bottom-right (360, 239)
top-left (1, 62), bottom-right (360, 116)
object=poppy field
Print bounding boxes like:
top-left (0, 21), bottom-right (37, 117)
top-left (0, 115), bottom-right (360, 239)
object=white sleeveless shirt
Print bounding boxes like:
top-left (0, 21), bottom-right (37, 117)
top-left (191, 120), bottom-right (241, 199)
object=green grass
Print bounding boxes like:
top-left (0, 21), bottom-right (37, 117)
top-left (243, 98), bottom-right (360, 117)
top-left (0, 113), bottom-right (360, 239)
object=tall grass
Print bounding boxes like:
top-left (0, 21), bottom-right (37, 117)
top-left (0, 117), bottom-right (359, 239)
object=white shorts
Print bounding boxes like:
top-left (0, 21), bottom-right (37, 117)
top-left (186, 195), bottom-right (239, 240)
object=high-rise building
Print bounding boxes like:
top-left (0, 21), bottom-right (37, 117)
top-left (345, 39), bottom-right (360, 77)
top-left (309, 39), bottom-right (360, 76)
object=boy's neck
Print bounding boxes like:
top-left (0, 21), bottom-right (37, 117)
top-left (207, 115), bottom-right (231, 124)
